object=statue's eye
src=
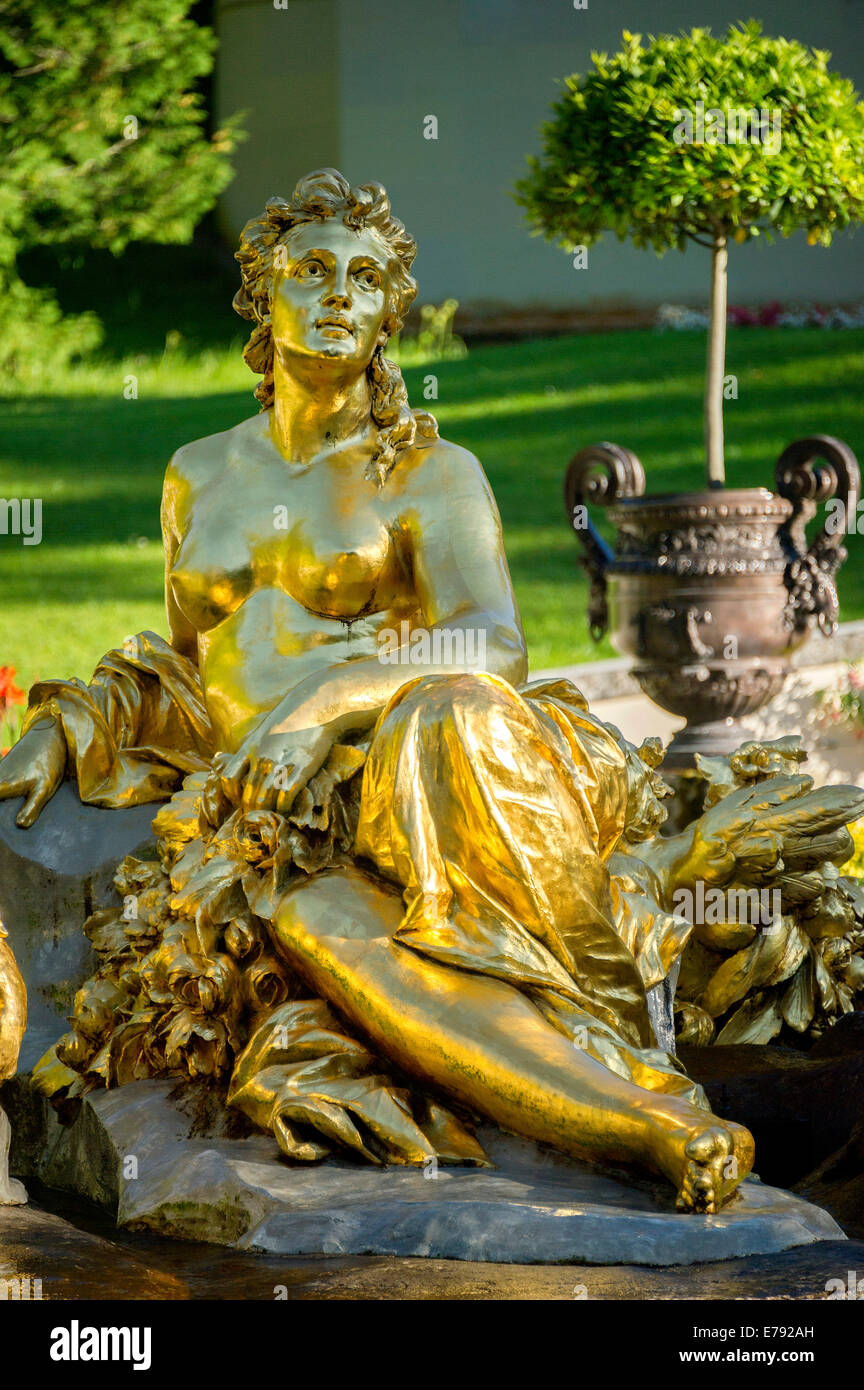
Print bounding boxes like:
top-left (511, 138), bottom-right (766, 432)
top-left (298, 260), bottom-right (324, 279)
top-left (355, 267), bottom-right (381, 289)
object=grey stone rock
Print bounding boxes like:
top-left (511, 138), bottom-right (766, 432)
top-left (0, 781), bottom-right (158, 1069)
top-left (5, 1075), bottom-right (846, 1266)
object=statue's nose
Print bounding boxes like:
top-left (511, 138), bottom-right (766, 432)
top-left (322, 283), bottom-right (351, 309)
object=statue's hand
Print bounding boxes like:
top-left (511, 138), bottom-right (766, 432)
top-left (0, 717), bottom-right (66, 827)
top-left (218, 723), bottom-right (337, 815)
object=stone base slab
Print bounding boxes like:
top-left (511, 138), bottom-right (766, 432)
top-left (4, 1076), bottom-right (845, 1267)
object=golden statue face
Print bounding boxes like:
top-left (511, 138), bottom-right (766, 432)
top-left (270, 220), bottom-right (392, 372)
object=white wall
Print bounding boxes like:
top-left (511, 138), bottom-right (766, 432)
top-left (215, 0), bottom-right (864, 311)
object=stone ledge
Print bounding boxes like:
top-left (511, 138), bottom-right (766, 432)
top-left (531, 619), bottom-right (864, 703)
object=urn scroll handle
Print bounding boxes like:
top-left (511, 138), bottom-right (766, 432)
top-left (564, 443), bottom-right (646, 640)
top-left (775, 435), bottom-right (861, 638)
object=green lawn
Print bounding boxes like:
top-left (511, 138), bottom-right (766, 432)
top-left (1, 303), bottom-right (863, 700)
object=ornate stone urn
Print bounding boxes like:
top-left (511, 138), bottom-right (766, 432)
top-left (565, 436), bottom-right (861, 768)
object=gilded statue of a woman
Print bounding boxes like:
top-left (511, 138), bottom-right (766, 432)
top-left (8, 167), bottom-right (848, 1215)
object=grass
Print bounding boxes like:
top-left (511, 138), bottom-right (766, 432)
top-left (1, 244), bottom-right (863, 697)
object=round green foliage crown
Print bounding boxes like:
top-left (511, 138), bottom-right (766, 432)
top-left (516, 21), bottom-right (864, 253)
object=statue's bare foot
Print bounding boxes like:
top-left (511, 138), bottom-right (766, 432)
top-left (669, 1121), bottom-right (754, 1214)
top-left (0, 1172), bottom-right (27, 1206)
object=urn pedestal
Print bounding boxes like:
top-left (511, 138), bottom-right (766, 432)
top-left (565, 437), bottom-right (860, 770)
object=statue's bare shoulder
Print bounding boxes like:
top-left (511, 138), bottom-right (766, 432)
top-left (166, 413), bottom-right (262, 493)
top-left (394, 433), bottom-right (499, 514)
top-left (162, 414), bottom-right (263, 533)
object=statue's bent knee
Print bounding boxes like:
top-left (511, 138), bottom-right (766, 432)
top-left (272, 866), bottom-right (405, 954)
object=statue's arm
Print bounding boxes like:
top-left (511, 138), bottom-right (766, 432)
top-left (408, 441), bottom-right (528, 684)
top-left (259, 441), bottom-right (528, 743)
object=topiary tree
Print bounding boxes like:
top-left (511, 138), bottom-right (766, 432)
top-left (516, 22), bottom-right (864, 486)
top-left (0, 0), bottom-right (241, 372)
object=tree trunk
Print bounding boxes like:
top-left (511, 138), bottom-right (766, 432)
top-left (705, 234), bottom-right (728, 488)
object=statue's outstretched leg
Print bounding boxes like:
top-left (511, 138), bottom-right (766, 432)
top-left (271, 867), bottom-right (754, 1213)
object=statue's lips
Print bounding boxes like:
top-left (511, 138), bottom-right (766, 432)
top-left (316, 317), bottom-right (354, 334)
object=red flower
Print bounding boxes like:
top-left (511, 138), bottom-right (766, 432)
top-left (0, 666), bottom-right (25, 712)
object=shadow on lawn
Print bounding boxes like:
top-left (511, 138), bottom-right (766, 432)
top-left (2, 369), bottom-right (861, 556)
top-left (1, 326), bottom-right (860, 564)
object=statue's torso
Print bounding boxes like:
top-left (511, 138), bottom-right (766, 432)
top-left (165, 414), bottom-right (423, 748)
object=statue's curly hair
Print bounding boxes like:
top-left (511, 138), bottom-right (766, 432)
top-left (233, 167), bottom-right (438, 485)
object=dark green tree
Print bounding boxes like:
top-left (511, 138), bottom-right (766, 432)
top-left (517, 23), bottom-right (864, 485)
top-left (0, 0), bottom-right (241, 371)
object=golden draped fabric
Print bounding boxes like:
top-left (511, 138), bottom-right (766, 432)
top-left (33, 632), bottom-right (706, 1166)
top-left (22, 632), bottom-right (213, 804)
